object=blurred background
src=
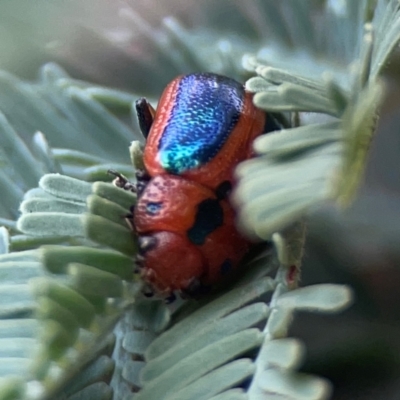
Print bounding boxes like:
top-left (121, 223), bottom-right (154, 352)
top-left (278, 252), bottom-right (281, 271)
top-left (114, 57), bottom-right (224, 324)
top-left (1, 0), bottom-right (400, 399)
top-left (0, 0), bottom-right (264, 95)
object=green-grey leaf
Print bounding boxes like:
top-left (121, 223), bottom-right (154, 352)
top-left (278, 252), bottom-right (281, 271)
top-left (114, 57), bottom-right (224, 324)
top-left (0, 319), bottom-right (38, 339)
top-left (67, 263), bottom-right (123, 298)
top-left (135, 329), bottom-right (264, 400)
top-left (64, 356), bottom-right (115, 397)
top-left (92, 182), bottom-right (136, 211)
top-left (253, 122), bottom-right (341, 158)
top-left (0, 111), bottom-right (44, 187)
top-left (86, 194), bottom-right (130, 228)
top-left (0, 284), bottom-right (34, 318)
top-left (122, 331), bottom-right (156, 357)
top-left (31, 131), bottom-right (63, 174)
top-left (17, 213), bottom-right (85, 237)
top-left (20, 198), bottom-right (86, 214)
top-left (276, 284), bottom-right (354, 312)
top-left (262, 338), bottom-right (305, 370)
top-left (0, 262), bottom-right (43, 283)
top-left (170, 359), bottom-right (255, 400)
top-left (146, 277), bottom-right (275, 360)
top-left (66, 382), bottom-right (113, 400)
top-left (209, 389), bottom-right (247, 400)
top-left (0, 377), bottom-right (25, 399)
top-left (40, 245), bottom-right (133, 280)
top-left (0, 338), bottom-right (36, 358)
top-left (30, 277), bottom-right (95, 328)
top-left (39, 174), bottom-right (92, 203)
top-left (122, 360), bottom-right (144, 387)
top-left (36, 297), bottom-right (80, 339)
top-left (141, 303), bottom-right (269, 383)
top-left (0, 228), bottom-right (9, 254)
top-left (259, 369), bottom-right (332, 400)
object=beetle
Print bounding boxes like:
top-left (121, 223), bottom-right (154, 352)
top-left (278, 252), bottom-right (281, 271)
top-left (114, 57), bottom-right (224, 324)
top-left (125, 73), bottom-right (280, 301)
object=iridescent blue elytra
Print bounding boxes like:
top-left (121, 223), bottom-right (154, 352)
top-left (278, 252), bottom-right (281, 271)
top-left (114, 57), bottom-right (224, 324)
top-left (158, 73), bottom-right (244, 174)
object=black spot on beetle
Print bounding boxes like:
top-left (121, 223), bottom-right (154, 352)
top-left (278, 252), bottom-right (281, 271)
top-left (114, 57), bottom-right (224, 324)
top-left (187, 198), bottom-right (223, 245)
top-left (220, 259), bottom-right (233, 275)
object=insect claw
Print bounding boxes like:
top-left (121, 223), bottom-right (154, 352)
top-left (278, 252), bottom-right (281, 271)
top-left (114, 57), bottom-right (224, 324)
top-left (136, 169), bottom-right (150, 181)
top-left (134, 169), bottom-right (150, 196)
top-left (108, 169), bottom-right (136, 192)
top-left (164, 292), bottom-right (176, 304)
top-left (177, 290), bottom-right (188, 300)
top-left (136, 254), bottom-right (145, 263)
top-left (141, 281), bottom-right (155, 297)
top-left (138, 236), bottom-right (157, 254)
top-left (136, 182), bottom-right (147, 196)
top-left (135, 257), bottom-right (144, 265)
top-left (143, 289), bottom-right (154, 298)
top-left (181, 278), bottom-right (210, 298)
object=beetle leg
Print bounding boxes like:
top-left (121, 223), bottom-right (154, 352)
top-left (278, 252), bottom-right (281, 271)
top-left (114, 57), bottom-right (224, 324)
top-left (135, 169), bottom-right (151, 196)
top-left (142, 285), bottom-right (154, 298)
top-left (136, 254), bottom-right (145, 263)
top-left (140, 269), bottom-right (158, 298)
top-left (138, 235), bottom-right (157, 254)
top-left (179, 278), bottom-right (210, 299)
top-left (108, 169), bottom-right (136, 192)
top-left (164, 292), bottom-right (177, 304)
top-left (134, 253), bottom-right (145, 273)
top-left (136, 98), bottom-right (156, 139)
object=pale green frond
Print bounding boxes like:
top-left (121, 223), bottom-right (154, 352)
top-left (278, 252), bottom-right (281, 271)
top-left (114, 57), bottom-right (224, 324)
top-left (235, 0), bottom-right (395, 239)
top-left (247, 0), bottom-right (371, 80)
top-left (0, 63), bottom-right (140, 224)
top-left (0, 172), bottom-right (144, 399)
top-left (0, 63), bottom-right (138, 171)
